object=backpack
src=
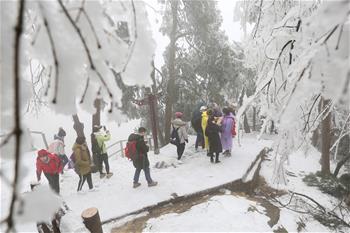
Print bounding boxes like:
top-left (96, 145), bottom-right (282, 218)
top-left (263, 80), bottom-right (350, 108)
top-left (91, 134), bottom-right (102, 155)
top-left (170, 126), bottom-right (180, 146)
top-left (124, 141), bottom-right (138, 161)
top-left (231, 119), bottom-right (237, 137)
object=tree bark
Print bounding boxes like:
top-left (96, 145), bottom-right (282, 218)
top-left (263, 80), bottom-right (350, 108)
top-left (92, 98), bottom-right (101, 129)
top-left (252, 106), bottom-right (256, 131)
top-left (333, 154), bottom-right (350, 177)
top-left (243, 113), bottom-right (251, 133)
top-left (164, 0), bottom-right (179, 144)
top-left (321, 98), bottom-right (331, 175)
top-left (72, 114), bottom-right (85, 138)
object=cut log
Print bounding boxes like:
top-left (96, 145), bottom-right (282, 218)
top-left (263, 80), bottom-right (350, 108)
top-left (82, 207), bottom-right (103, 233)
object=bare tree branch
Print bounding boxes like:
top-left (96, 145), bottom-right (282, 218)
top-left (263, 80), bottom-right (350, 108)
top-left (252, 0), bottom-right (264, 39)
top-left (39, 2), bottom-right (59, 104)
top-left (74, 0), bottom-right (86, 23)
top-left (80, 76), bottom-right (90, 104)
top-left (303, 93), bottom-right (321, 132)
top-left (81, 8), bottom-right (101, 49)
top-left (121, 0), bottom-right (137, 73)
top-left (0, 131), bottom-right (15, 148)
top-left (5, 0), bottom-right (26, 232)
top-left (57, 0), bottom-right (113, 99)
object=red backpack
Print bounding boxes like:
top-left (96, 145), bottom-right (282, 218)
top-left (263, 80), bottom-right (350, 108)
top-left (231, 119), bottom-right (237, 137)
top-left (124, 141), bottom-right (138, 161)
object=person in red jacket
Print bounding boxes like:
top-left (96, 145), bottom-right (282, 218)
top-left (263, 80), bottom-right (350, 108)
top-left (36, 149), bottom-right (63, 194)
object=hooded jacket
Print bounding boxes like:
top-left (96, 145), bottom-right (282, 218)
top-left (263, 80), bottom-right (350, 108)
top-left (72, 143), bottom-right (92, 175)
top-left (171, 118), bottom-right (188, 144)
top-left (205, 116), bottom-right (223, 154)
top-left (128, 133), bottom-right (149, 169)
top-left (94, 131), bottom-right (111, 154)
top-left (36, 149), bottom-right (62, 180)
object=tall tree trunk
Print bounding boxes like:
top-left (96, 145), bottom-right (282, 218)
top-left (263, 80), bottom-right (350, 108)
top-left (72, 114), bottom-right (85, 138)
top-left (321, 98), bottom-right (331, 175)
top-left (151, 61), bottom-right (165, 147)
top-left (270, 120), bottom-right (275, 134)
top-left (252, 106), bottom-right (256, 131)
top-left (243, 113), bottom-right (251, 133)
top-left (92, 98), bottom-right (101, 129)
top-left (164, 0), bottom-right (179, 143)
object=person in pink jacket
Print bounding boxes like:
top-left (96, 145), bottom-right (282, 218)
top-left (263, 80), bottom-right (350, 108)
top-left (220, 107), bottom-right (235, 156)
top-left (48, 127), bottom-right (68, 173)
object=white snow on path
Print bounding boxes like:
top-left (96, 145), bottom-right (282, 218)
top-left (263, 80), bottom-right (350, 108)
top-left (1, 133), bottom-right (271, 232)
top-left (60, 134), bottom-right (271, 229)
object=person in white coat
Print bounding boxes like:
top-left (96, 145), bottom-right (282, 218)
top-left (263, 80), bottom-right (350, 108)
top-left (48, 127), bottom-right (68, 173)
top-left (171, 112), bottom-right (188, 163)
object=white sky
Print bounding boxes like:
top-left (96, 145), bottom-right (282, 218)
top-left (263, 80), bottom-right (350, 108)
top-left (145, 0), bottom-right (244, 68)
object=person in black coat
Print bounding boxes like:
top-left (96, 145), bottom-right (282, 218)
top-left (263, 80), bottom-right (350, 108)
top-left (205, 111), bottom-right (222, 163)
top-left (128, 127), bottom-right (158, 188)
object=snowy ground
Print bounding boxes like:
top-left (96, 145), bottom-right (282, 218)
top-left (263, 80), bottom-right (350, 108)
top-left (1, 132), bottom-right (345, 232)
top-left (140, 193), bottom-right (330, 233)
top-left (1, 132), bottom-right (270, 232)
top-left (59, 134), bottom-right (270, 231)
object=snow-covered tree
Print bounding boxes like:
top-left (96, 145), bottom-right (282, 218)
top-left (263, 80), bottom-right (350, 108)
top-left (235, 0), bottom-right (349, 182)
top-left (1, 0), bottom-right (155, 231)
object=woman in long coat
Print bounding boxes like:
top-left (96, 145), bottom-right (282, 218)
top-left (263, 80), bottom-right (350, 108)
top-left (221, 107), bottom-right (235, 156)
top-left (72, 136), bottom-right (93, 191)
top-left (205, 112), bottom-right (222, 163)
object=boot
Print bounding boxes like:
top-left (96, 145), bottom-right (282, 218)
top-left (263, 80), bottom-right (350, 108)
top-left (210, 155), bottom-right (214, 163)
top-left (106, 172), bottom-right (113, 178)
top-left (100, 173), bottom-right (106, 179)
top-left (133, 182), bottom-right (141, 188)
top-left (215, 153), bottom-right (220, 163)
top-left (148, 181), bottom-right (158, 187)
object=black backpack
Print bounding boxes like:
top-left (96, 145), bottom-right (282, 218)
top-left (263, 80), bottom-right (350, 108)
top-left (91, 134), bottom-right (102, 155)
top-left (170, 126), bottom-right (180, 146)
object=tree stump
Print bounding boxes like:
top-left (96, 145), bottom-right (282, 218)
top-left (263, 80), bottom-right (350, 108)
top-left (81, 207), bottom-right (103, 233)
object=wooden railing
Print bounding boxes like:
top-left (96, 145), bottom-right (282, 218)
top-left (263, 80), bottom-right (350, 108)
top-left (29, 130), bottom-right (49, 149)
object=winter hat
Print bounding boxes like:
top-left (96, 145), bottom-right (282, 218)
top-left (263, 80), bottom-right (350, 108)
top-left (38, 149), bottom-right (49, 157)
top-left (200, 106), bottom-right (207, 111)
top-left (175, 112), bottom-right (183, 118)
top-left (93, 125), bottom-right (102, 133)
top-left (58, 127), bottom-right (66, 137)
